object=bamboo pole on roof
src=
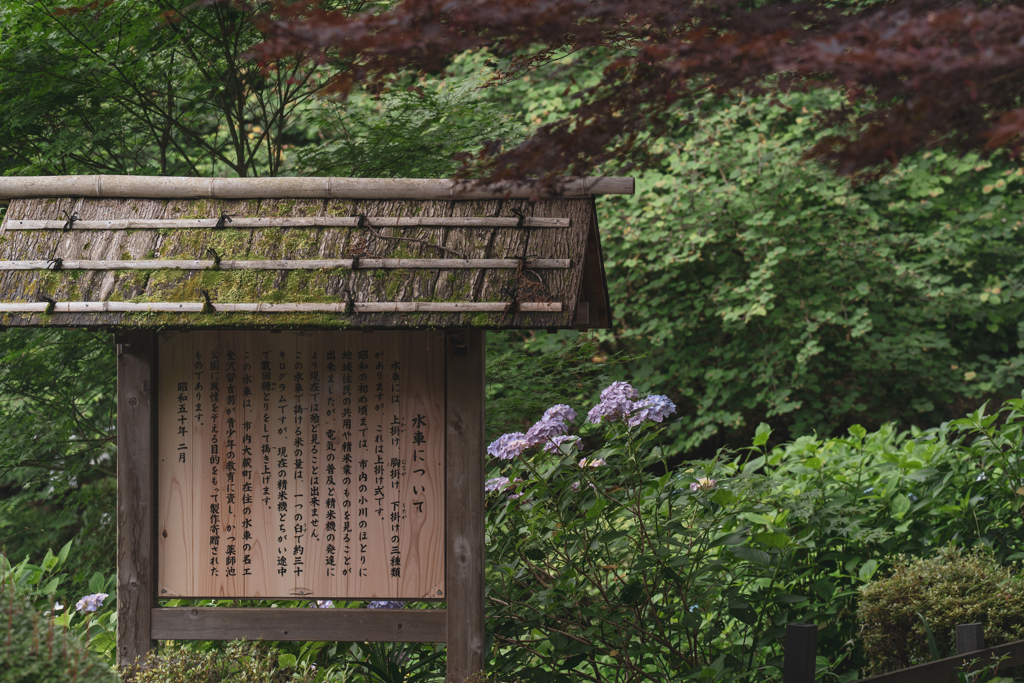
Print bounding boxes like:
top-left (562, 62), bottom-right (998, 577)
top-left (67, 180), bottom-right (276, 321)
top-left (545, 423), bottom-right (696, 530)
top-left (0, 176), bottom-right (635, 199)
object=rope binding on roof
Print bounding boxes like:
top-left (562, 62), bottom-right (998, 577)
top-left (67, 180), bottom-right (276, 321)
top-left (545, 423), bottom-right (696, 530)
top-left (215, 211), bottom-right (232, 229)
top-left (61, 211), bottom-right (77, 232)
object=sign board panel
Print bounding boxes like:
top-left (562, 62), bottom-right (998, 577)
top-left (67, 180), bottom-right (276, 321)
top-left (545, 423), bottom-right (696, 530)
top-left (157, 330), bottom-right (445, 599)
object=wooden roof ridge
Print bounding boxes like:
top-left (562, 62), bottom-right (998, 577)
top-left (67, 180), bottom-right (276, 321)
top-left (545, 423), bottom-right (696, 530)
top-left (0, 176), bottom-right (634, 200)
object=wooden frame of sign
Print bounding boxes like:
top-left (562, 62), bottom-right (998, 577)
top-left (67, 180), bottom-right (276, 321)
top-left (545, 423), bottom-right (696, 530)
top-left (116, 330), bottom-right (484, 683)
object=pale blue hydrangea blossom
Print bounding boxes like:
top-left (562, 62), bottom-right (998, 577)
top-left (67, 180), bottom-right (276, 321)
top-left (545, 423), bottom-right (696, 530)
top-left (310, 600), bottom-right (335, 608)
top-left (544, 434), bottom-right (580, 454)
top-left (485, 476), bottom-right (510, 492)
top-left (525, 404), bottom-right (577, 446)
top-left (75, 593), bottom-right (108, 613)
top-left (627, 395), bottom-right (676, 427)
top-left (487, 432), bottom-right (529, 460)
top-left (587, 382), bottom-right (639, 424)
top-left (367, 600), bottom-right (406, 609)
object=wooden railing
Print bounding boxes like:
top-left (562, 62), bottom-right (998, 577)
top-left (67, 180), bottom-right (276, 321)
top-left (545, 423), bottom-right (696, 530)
top-left (783, 622), bottom-right (1024, 682)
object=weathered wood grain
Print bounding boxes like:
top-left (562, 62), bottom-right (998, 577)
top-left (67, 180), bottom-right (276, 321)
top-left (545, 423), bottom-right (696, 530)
top-left (0, 176), bottom-right (634, 199)
top-left (0, 196), bottom-right (597, 329)
top-left (0, 258), bottom-right (570, 270)
top-left (150, 607), bottom-right (447, 642)
top-left (158, 330), bottom-right (446, 599)
top-left (0, 301), bottom-right (561, 314)
top-left (116, 332), bottom-right (158, 669)
top-left (445, 331), bottom-right (486, 683)
top-left (5, 216), bottom-right (569, 230)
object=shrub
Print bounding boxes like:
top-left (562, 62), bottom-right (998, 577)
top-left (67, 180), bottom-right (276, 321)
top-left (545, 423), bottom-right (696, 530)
top-left (484, 383), bottom-right (816, 682)
top-left (130, 640), bottom-right (321, 683)
top-left (858, 547), bottom-right (1024, 675)
top-left (0, 581), bottom-right (120, 683)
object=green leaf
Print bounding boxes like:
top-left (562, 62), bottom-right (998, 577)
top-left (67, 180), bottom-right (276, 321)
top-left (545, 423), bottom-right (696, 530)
top-left (585, 498), bottom-right (608, 518)
top-left (742, 455), bottom-right (766, 474)
top-left (41, 550), bottom-right (56, 572)
top-left (88, 572), bottom-right (104, 594)
top-left (753, 532), bottom-right (791, 549)
top-left (891, 493), bottom-right (912, 518)
top-left (753, 423), bottom-right (772, 447)
top-left (278, 653), bottom-right (297, 669)
top-left (917, 612), bottom-right (941, 661)
top-left (57, 539), bottom-right (72, 567)
top-left (39, 577), bottom-right (59, 595)
top-left (858, 559), bottom-right (880, 583)
top-left (732, 545), bottom-right (771, 568)
top-left (710, 531), bottom-right (748, 547)
top-left (710, 488), bottom-right (736, 505)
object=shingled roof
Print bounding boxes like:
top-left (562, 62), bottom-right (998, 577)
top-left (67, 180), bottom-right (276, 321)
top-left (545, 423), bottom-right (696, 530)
top-left (0, 176), bottom-right (631, 330)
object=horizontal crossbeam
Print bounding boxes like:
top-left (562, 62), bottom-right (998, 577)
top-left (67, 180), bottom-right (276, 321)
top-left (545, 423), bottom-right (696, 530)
top-left (0, 258), bottom-right (569, 270)
top-left (0, 301), bottom-right (561, 314)
top-left (151, 607), bottom-right (446, 642)
top-left (3, 216), bottom-right (569, 230)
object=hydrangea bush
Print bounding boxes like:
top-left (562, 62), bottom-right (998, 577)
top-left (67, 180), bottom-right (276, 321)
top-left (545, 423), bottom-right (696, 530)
top-left (484, 382), bottom-right (808, 682)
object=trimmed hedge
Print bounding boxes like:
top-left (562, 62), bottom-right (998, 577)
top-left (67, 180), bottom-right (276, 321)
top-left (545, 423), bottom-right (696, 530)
top-left (858, 547), bottom-right (1024, 674)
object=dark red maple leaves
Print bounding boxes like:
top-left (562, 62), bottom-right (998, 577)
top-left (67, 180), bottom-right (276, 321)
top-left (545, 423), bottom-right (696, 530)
top-left (251, 0), bottom-right (1024, 180)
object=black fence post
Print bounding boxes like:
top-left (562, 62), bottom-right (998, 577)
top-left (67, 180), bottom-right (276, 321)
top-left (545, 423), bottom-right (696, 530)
top-left (783, 623), bottom-right (818, 683)
top-left (956, 623), bottom-right (986, 655)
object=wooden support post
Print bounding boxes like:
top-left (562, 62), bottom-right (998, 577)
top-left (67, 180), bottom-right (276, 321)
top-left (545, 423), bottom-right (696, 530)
top-left (783, 623), bottom-right (818, 683)
top-left (957, 623), bottom-right (986, 655)
top-left (116, 332), bottom-right (158, 670)
top-left (445, 331), bottom-right (486, 683)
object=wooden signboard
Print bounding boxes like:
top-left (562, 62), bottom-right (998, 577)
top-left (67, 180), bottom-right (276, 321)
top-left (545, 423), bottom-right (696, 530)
top-left (156, 330), bottom-right (446, 599)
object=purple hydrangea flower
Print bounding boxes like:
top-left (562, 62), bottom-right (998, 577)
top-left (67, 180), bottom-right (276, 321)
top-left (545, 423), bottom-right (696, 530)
top-left (525, 404), bottom-right (577, 446)
top-left (310, 600), bottom-right (335, 608)
top-left (544, 434), bottom-right (580, 454)
top-left (487, 432), bottom-right (529, 460)
top-left (367, 600), bottom-right (406, 609)
top-left (587, 382), bottom-right (639, 424)
top-left (627, 394), bottom-right (677, 427)
top-left (75, 593), bottom-right (108, 613)
top-left (485, 476), bottom-right (510, 492)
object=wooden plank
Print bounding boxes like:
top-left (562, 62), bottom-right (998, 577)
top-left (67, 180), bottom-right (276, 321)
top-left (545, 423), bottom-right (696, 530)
top-left (150, 607), bottom-right (447, 642)
top-left (0, 301), bottom-right (561, 314)
top-left (956, 623), bottom-right (985, 655)
top-left (0, 258), bottom-right (570, 271)
top-left (0, 176), bottom-right (634, 199)
top-left (583, 205), bottom-right (613, 329)
top-left (783, 623), bottom-right (818, 683)
top-left (4, 216), bottom-right (569, 230)
top-left (116, 332), bottom-right (158, 669)
top-left (445, 331), bottom-right (485, 683)
top-left (157, 331), bottom-right (446, 599)
top-left (856, 638), bottom-right (1024, 682)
